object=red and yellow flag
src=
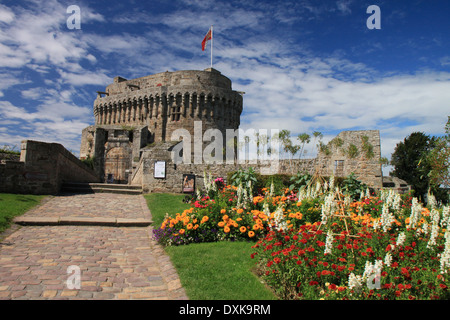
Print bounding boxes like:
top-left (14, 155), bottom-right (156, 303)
top-left (202, 27), bottom-right (212, 51)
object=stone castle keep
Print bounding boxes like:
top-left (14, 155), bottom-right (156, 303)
top-left (80, 68), bottom-right (243, 184)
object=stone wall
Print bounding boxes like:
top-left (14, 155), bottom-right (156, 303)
top-left (315, 130), bottom-right (383, 188)
top-left (0, 140), bottom-right (100, 195)
top-left (136, 130), bottom-right (383, 194)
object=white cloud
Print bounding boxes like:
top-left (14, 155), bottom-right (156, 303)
top-left (0, 4), bottom-right (15, 23)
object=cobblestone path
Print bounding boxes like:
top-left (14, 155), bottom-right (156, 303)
top-left (0, 193), bottom-right (188, 300)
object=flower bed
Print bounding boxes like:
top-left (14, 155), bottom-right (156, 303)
top-left (152, 174), bottom-right (450, 300)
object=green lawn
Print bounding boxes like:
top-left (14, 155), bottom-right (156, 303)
top-left (144, 193), bottom-right (191, 226)
top-left (144, 193), bottom-right (277, 300)
top-left (0, 193), bottom-right (47, 233)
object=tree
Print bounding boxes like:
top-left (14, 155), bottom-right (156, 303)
top-left (423, 117), bottom-right (450, 203)
top-left (390, 132), bottom-right (437, 201)
top-left (297, 133), bottom-right (310, 159)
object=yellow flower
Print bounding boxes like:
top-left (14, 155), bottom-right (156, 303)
top-left (201, 216), bottom-right (209, 223)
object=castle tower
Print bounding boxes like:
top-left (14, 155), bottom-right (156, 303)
top-left (80, 68), bottom-right (243, 183)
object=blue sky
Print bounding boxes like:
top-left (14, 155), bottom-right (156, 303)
top-left (0, 0), bottom-right (449, 171)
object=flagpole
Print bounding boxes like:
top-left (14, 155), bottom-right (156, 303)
top-left (210, 25), bottom-right (213, 69)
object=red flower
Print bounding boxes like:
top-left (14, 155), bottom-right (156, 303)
top-left (440, 284), bottom-right (448, 290)
top-left (328, 284), bottom-right (337, 290)
top-left (321, 270), bottom-right (330, 276)
top-left (309, 281), bottom-right (319, 286)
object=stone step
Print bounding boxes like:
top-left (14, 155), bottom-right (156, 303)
top-left (14, 216), bottom-right (152, 227)
top-left (61, 182), bottom-right (143, 195)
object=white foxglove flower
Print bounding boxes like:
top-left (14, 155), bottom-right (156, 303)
top-left (396, 232), bottom-right (406, 247)
top-left (408, 197), bottom-right (422, 229)
top-left (427, 208), bottom-right (440, 248)
top-left (440, 230), bottom-right (450, 274)
top-left (348, 273), bottom-right (363, 291)
top-left (441, 206), bottom-right (450, 229)
top-left (324, 230), bottom-right (333, 255)
top-left (329, 176), bottom-right (335, 191)
top-left (384, 252), bottom-right (393, 267)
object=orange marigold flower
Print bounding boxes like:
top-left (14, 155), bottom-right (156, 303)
top-left (179, 229), bottom-right (185, 234)
top-left (237, 208), bottom-right (244, 214)
top-left (187, 223), bottom-right (193, 230)
top-left (220, 209), bottom-right (227, 214)
top-left (240, 226), bottom-right (247, 233)
top-left (248, 231), bottom-right (255, 238)
top-left (224, 226), bottom-right (231, 233)
top-left (218, 221), bottom-right (225, 227)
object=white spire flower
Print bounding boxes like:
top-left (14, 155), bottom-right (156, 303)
top-left (321, 193), bottom-right (336, 225)
top-left (441, 206), bottom-right (450, 229)
top-left (384, 252), bottom-right (393, 267)
top-left (396, 232), bottom-right (406, 247)
top-left (408, 198), bottom-right (422, 229)
top-left (440, 230), bottom-right (450, 274)
top-left (348, 273), bottom-right (363, 291)
top-left (427, 208), bottom-right (440, 248)
top-left (324, 230), bottom-right (334, 255)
